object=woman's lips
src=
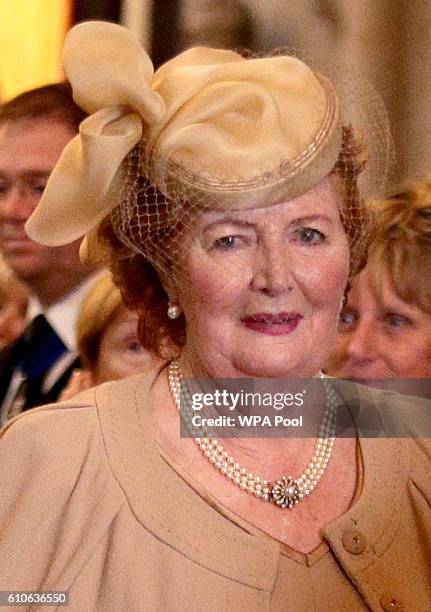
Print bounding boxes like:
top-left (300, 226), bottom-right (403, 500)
top-left (241, 312), bottom-right (303, 336)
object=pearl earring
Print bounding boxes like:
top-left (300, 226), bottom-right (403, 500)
top-left (167, 303), bottom-right (181, 320)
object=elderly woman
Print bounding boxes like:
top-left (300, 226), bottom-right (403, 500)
top-left (327, 181), bottom-right (431, 382)
top-left (0, 22), bottom-right (429, 611)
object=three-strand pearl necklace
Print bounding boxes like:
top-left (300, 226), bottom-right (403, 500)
top-left (168, 359), bottom-right (338, 509)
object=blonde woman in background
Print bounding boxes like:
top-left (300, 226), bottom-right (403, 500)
top-left (61, 271), bottom-right (162, 398)
top-left (327, 180), bottom-right (431, 380)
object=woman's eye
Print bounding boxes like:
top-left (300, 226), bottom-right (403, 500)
top-left (385, 313), bottom-right (411, 330)
top-left (122, 336), bottom-right (143, 353)
top-left (127, 340), bottom-right (143, 353)
top-left (294, 227), bottom-right (326, 244)
top-left (338, 309), bottom-right (357, 330)
top-left (214, 235), bottom-right (239, 249)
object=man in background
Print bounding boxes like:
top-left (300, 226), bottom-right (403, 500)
top-left (0, 83), bottom-right (100, 423)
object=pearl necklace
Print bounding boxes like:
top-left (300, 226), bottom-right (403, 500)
top-left (168, 359), bottom-right (338, 509)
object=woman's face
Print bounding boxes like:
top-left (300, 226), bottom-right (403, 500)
top-left (93, 307), bottom-right (160, 384)
top-left (326, 266), bottom-right (431, 379)
top-left (175, 177), bottom-right (349, 378)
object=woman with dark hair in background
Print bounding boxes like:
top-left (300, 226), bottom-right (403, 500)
top-left (0, 257), bottom-right (28, 350)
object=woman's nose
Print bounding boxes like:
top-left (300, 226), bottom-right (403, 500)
top-left (345, 319), bottom-right (376, 364)
top-left (250, 242), bottom-right (293, 297)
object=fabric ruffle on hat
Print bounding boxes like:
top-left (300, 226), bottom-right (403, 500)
top-left (25, 20), bottom-right (342, 249)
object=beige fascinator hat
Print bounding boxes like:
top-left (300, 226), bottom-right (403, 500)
top-left (25, 21), bottom-right (392, 270)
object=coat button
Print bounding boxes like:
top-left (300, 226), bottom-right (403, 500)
top-left (341, 528), bottom-right (367, 554)
top-left (380, 594), bottom-right (404, 611)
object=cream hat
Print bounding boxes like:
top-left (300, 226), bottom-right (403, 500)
top-left (25, 21), bottom-right (343, 248)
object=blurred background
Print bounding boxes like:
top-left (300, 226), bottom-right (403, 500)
top-left (1, 0), bottom-right (430, 185)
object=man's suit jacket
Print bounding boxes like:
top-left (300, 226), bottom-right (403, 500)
top-left (0, 331), bottom-right (79, 417)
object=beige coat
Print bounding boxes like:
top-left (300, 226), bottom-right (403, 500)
top-left (0, 369), bottom-right (430, 611)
